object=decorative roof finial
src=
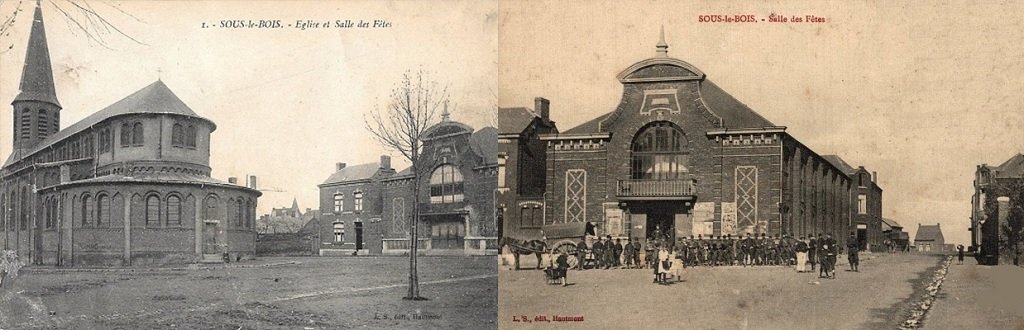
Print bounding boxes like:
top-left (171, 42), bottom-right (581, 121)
top-left (656, 25), bottom-right (669, 58)
top-left (441, 100), bottom-right (450, 121)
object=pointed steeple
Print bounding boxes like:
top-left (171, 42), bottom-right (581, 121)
top-left (291, 197), bottom-right (299, 210)
top-left (14, 1), bottom-right (61, 107)
top-left (655, 25), bottom-right (669, 58)
top-left (441, 100), bottom-right (451, 121)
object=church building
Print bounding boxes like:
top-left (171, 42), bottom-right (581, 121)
top-left (0, 3), bottom-right (261, 266)
top-left (499, 30), bottom-right (885, 254)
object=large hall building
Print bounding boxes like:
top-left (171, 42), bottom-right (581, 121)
top-left (0, 4), bottom-right (261, 266)
top-left (499, 32), bottom-right (885, 254)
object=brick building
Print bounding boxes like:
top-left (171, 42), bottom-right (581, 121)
top-left (499, 31), bottom-right (885, 254)
top-left (0, 4), bottom-right (261, 266)
top-left (317, 113), bottom-right (498, 255)
top-left (971, 153), bottom-right (1024, 264)
top-left (914, 224), bottom-right (946, 253)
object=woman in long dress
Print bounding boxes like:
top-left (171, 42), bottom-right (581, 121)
top-left (657, 246), bottom-right (670, 284)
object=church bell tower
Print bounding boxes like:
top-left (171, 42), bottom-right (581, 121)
top-left (11, 1), bottom-right (61, 153)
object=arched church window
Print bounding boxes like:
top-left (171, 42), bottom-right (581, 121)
top-left (167, 195), bottom-right (181, 225)
top-left (97, 194), bottom-right (110, 226)
top-left (20, 109), bottom-right (31, 140)
top-left (82, 194), bottom-right (94, 226)
top-left (630, 122), bottom-right (689, 180)
top-left (120, 123), bottom-right (131, 147)
top-left (172, 124), bottom-right (184, 147)
top-left (186, 125), bottom-right (197, 148)
top-left (37, 109), bottom-right (48, 137)
top-left (132, 122), bottom-right (144, 146)
top-left (146, 195), bottom-right (160, 226)
top-left (429, 164), bottom-right (464, 204)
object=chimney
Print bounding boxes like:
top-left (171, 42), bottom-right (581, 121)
top-left (534, 97), bottom-right (550, 121)
top-left (380, 155), bottom-right (391, 170)
top-left (228, 177), bottom-right (238, 184)
top-left (336, 162), bottom-right (346, 171)
top-left (248, 175), bottom-right (258, 189)
top-left (872, 171), bottom-right (878, 183)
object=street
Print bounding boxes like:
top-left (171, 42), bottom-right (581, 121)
top-left (0, 256), bottom-right (497, 329)
top-left (924, 260), bottom-right (1024, 329)
top-left (500, 253), bottom-right (945, 329)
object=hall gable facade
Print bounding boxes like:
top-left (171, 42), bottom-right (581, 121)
top-left (501, 32), bottom-right (885, 252)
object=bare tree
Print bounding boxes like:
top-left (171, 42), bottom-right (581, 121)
top-left (1, 0), bottom-right (144, 53)
top-left (365, 69), bottom-right (448, 300)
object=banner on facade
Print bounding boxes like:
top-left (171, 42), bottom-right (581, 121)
top-left (721, 202), bottom-right (737, 236)
top-left (604, 204), bottom-right (623, 236)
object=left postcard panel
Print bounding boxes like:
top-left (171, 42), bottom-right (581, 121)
top-left (0, 1), bottom-right (498, 329)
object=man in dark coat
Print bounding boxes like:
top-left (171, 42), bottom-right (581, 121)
top-left (592, 237), bottom-right (605, 270)
top-left (612, 238), bottom-right (624, 268)
top-left (631, 239), bottom-right (642, 268)
top-left (794, 236), bottom-right (809, 272)
top-left (576, 237), bottom-right (588, 270)
top-left (847, 236), bottom-right (859, 272)
top-left (623, 238), bottom-right (635, 269)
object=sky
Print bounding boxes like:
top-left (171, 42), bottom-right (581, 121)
top-left (498, 0), bottom-right (1024, 246)
top-left (0, 1), bottom-right (497, 216)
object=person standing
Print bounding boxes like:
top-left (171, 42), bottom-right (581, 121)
top-left (592, 237), bottom-right (605, 270)
top-left (555, 251), bottom-right (569, 287)
top-left (847, 236), bottom-right (859, 272)
top-left (603, 235), bottom-right (615, 269)
top-left (613, 238), bottom-right (624, 268)
top-left (576, 237), bottom-right (588, 271)
top-left (795, 236), bottom-right (809, 273)
top-left (622, 238), bottom-right (635, 269)
top-left (631, 239), bottom-right (642, 269)
top-left (957, 244), bottom-right (965, 265)
top-left (808, 234), bottom-right (818, 272)
top-left (822, 233), bottom-right (837, 279)
top-left (657, 245), bottom-right (671, 284)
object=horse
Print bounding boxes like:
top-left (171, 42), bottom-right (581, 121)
top-left (499, 237), bottom-right (547, 270)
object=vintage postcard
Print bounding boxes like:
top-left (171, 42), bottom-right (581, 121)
top-left (0, 0), bottom-right (497, 329)
top-left (497, 1), bottom-right (1023, 329)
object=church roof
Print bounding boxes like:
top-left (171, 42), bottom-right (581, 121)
top-left (822, 155), bottom-right (857, 175)
top-left (13, 3), bottom-right (60, 107)
top-left (320, 162), bottom-right (383, 186)
top-left (993, 153), bottom-right (1024, 179)
top-left (46, 172), bottom-right (260, 195)
top-left (914, 224), bottom-right (944, 242)
top-left (4, 80), bottom-right (210, 166)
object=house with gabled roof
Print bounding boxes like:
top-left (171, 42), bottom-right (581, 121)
top-left (972, 152), bottom-right (1024, 264)
top-left (914, 223), bottom-right (946, 253)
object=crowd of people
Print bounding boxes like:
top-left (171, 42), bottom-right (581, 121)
top-left (549, 232), bottom-right (865, 285)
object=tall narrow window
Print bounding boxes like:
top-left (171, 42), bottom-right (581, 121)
top-left (246, 200), bottom-right (254, 228)
top-left (97, 194), bottom-right (110, 226)
top-left (52, 112), bottom-right (59, 133)
top-left (120, 123), bottom-right (131, 147)
top-left (186, 125), bottom-right (197, 148)
top-left (236, 200), bottom-right (245, 227)
top-left (334, 193), bottom-right (344, 213)
top-left (132, 123), bottom-right (144, 146)
top-left (167, 195), bottom-right (181, 225)
top-left (172, 124), bottom-right (183, 147)
top-left (82, 195), bottom-right (94, 226)
top-left (20, 109), bottom-right (31, 140)
top-left (146, 195), bottom-right (160, 226)
top-left (354, 192), bottom-right (363, 211)
top-left (37, 109), bottom-right (48, 137)
top-left (858, 194), bottom-right (867, 214)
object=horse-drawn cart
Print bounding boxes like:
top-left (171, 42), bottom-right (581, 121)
top-left (542, 222), bottom-right (597, 270)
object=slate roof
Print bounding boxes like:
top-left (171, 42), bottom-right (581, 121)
top-left (14, 4), bottom-right (60, 107)
top-left (993, 153), bottom-right (1024, 179)
top-left (499, 107), bottom-right (539, 135)
top-left (320, 162), bottom-right (383, 186)
top-left (5, 80), bottom-right (208, 166)
top-left (822, 155), bottom-right (858, 175)
top-left (914, 224), bottom-right (944, 242)
top-left (881, 218), bottom-right (902, 230)
top-left (562, 79), bottom-right (774, 134)
top-left (469, 126), bottom-right (497, 164)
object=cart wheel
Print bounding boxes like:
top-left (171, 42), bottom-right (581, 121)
top-left (553, 242), bottom-right (579, 269)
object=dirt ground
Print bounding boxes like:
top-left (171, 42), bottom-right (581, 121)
top-left (0, 256), bottom-right (496, 329)
top-left (499, 253), bottom-right (943, 329)
top-left (924, 261), bottom-right (1024, 329)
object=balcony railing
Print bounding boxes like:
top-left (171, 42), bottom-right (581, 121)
top-left (616, 178), bottom-right (697, 199)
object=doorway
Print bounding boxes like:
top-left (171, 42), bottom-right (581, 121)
top-left (355, 220), bottom-right (364, 250)
top-left (646, 211), bottom-right (674, 242)
top-left (431, 220), bottom-right (464, 250)
top-left (856, 224), bottom-right (868, 251)
top-left (203, 222), bottom-right (219, 256)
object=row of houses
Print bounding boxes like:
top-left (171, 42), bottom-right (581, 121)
top-left (497, 32), bottom-right (887, 255)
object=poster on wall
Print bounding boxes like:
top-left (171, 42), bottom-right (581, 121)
top-left (721, 202), bottom-right (737, 236)
top-left (604, 204), bottom-right (623, 236)
top-left (693, 202), bottom-right (715, 237)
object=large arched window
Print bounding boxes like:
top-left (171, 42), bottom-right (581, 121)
top-left (630, 122), bottom-right (689, 180)
top-left (171, 124), bottom-right (184, 147)
top-left (132, 122), bottom-right (144, 146)
top-left (429, 164), bottom-right (464, 204)
top-left (167, 195), bottom-right (181, 225)
top-left (97, 194), bottom-right (110, 226)
top-left (146, 195), bottom-right (160, 226)
top-left (236, 200), bottom-right (245, 227)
